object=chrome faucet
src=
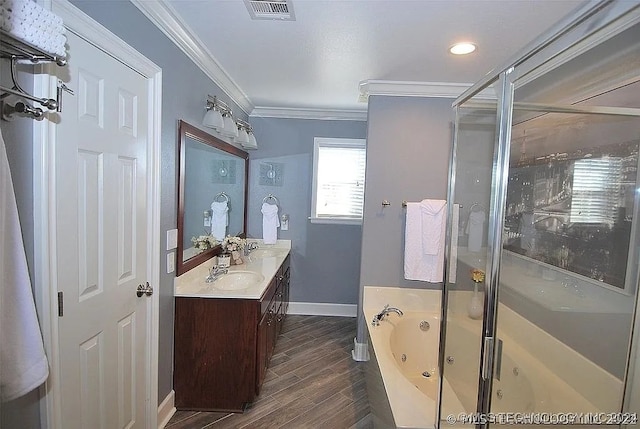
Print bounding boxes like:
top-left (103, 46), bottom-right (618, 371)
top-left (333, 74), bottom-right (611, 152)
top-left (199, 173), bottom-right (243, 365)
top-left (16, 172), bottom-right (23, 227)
top-left (244, 242), bottom-right (259, 256)
top-left (371, 304), bottom-right (403, 326)
top-left (205, 265), bottom-right (228, 283)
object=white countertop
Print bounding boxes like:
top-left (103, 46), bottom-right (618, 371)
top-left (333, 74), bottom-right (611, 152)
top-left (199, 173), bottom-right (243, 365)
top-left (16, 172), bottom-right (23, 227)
top-left (174, 239), bottom-right (291, 300)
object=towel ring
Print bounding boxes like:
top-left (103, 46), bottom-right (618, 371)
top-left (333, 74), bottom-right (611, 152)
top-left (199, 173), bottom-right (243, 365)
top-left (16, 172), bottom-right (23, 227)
top-left (470, 202), bottom-right (485, 212)
top-left (214, 192), bottom-right (230, 203)
top-left (263, 194), bottom-right (279, 205)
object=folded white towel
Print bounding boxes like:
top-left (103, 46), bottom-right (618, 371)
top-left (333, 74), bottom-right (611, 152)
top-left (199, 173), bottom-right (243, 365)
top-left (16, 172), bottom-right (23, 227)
top-left (0, 0), bottom-right (67, 57)
top-left (0, 129), bottom-right (49, 401)
top-left (404, 199), bottom-right (447, 283)
top-left (210, 201), bottom-right (228, 242)
top-left (261, 203), bottom-right (280, 245)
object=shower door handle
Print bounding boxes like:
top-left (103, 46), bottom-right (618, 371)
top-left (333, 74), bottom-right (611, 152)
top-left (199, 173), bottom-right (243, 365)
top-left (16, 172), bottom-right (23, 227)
top-left (482, 336), bottom-right (494, 380)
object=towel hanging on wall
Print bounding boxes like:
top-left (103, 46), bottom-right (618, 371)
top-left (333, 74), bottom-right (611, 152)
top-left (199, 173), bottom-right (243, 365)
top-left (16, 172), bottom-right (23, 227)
top-left (404, 199), bottom-right (447, 282)
top-left (0, 129), bottom-right (49, 401)
top-left (210, 201), bottom-right (229, 241)
top-left (261, 202), bottom-right (280, 245)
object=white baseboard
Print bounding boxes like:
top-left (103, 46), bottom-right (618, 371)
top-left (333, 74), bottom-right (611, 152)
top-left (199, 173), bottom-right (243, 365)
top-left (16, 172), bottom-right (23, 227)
top-left (157, 390), bottom-right (176, 429)
top-left (287, 302), bottom-right (357, 317)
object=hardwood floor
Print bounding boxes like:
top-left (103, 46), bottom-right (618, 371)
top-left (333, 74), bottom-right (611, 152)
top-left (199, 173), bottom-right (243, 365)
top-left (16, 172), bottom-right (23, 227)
top-left (166, 315), bottom-right (372, 429)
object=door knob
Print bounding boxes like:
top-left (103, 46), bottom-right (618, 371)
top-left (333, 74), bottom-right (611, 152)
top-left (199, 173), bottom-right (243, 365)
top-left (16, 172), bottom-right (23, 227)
top-left (136, 282), bottom-right (153, 297)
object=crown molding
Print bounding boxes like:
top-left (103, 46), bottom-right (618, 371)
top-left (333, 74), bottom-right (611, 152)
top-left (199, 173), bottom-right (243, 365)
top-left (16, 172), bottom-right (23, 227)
top-left (130, 0), bottom-right (253, 115)
top-left (359, 80), bottom-right (496, 101)
top-left (250, 106), bottom-right (368, 121)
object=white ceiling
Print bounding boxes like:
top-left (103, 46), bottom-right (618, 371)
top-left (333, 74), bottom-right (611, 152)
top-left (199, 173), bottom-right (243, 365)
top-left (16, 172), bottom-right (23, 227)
top-left (140, 0), bottom-right (589, 116)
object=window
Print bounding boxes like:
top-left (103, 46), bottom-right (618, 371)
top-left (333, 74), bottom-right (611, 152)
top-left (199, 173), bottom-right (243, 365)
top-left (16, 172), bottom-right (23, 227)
top-left (310, 137), bottom-right (366, 225)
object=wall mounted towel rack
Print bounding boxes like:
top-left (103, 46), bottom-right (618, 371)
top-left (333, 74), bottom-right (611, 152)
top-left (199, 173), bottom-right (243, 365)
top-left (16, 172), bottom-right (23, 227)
top-left (263, 194), bottom-right (279, 205)
top-left (400, 201), bottom-right (463, 208)
top-left (214, 192), bottom-right (230, 203)
top-left (1, 30), bottom-right (72, 121)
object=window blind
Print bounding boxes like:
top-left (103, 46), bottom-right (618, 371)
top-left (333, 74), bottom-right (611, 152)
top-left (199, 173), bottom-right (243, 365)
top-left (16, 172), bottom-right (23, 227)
top-left (315, 145), bottom-right (366, 218)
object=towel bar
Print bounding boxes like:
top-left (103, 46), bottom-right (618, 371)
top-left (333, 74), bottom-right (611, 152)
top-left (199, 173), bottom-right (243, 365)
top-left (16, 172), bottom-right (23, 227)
top-left (401, 201), bottom-right (463, 208)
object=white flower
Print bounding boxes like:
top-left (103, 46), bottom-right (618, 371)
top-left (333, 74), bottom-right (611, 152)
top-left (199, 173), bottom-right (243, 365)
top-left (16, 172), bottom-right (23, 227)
top-left (191, 234), bottom-right (218, 251)
top-left (221, 235), bottom-right (246, 252)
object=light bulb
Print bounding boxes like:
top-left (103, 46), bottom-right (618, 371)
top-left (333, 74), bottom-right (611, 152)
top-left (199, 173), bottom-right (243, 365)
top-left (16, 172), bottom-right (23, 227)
top-left (220, 114), bottom-right (238, 139)
top-left (236, 127), bottom-right (249, 145)
top-left (449, 42), bottom-right (476, 55)
top-left (203, 108), bottom-right (224, 129)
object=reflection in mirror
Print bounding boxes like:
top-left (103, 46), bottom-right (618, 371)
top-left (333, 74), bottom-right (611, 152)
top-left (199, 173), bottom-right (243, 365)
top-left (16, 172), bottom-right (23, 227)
top-left (505, 109), bottom-right (638, 290)
top-left (177, 120), bottom-right (248, 276)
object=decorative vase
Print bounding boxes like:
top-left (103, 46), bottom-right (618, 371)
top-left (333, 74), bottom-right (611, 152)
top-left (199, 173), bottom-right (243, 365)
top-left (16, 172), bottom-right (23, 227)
top-left (218, 252), bottom-right (231, 268)
top-left (467, 282), bottom-right (483, 320)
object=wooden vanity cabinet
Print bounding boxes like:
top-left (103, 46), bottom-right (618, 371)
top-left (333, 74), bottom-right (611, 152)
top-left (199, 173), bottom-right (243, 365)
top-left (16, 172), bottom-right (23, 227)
top-left (256, 255), bottom-right (290, 393)
top-left (174, 256), bottom-right (290, 412)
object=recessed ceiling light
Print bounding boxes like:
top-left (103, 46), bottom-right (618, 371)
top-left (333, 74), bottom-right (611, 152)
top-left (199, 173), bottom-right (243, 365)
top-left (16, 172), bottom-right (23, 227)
top-left (449, 42), bottom-right (477, 55)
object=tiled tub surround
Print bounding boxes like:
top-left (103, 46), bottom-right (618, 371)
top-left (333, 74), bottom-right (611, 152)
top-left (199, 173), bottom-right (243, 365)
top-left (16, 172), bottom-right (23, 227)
top-left (173, 239), bottom-right (291, 411)
top-left (363, 287), bottom-right (621, 429)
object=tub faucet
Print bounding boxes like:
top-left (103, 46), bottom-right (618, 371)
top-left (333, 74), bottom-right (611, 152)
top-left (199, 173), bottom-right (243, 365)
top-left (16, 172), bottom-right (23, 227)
top-left (372, 304), bottom-right (403, 326)
top-left (205, 265), bottom-right (228, 283)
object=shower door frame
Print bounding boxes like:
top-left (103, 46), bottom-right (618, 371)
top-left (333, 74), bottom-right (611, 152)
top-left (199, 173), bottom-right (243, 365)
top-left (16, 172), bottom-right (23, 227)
top-left (439, 1), bottom-right (640, 427)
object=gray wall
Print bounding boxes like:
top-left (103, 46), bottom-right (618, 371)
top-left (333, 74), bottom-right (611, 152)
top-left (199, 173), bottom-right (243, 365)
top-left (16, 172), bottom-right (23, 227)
top-left (247, 117), bottom-right (367, 305)
top-left (359, 96), bottom-right (453, 288)
top-left (64, 0), bottom-right (247, 404)
top-left (357, 95), bottom-right (453, 341)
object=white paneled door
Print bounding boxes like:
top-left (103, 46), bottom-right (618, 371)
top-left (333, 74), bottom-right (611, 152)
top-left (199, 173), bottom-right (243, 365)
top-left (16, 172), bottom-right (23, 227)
top-left (56, 30), bottom-right (150, 429)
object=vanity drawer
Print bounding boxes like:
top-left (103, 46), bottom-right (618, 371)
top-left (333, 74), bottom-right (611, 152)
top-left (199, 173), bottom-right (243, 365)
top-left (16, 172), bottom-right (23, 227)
top-left (260, 277), bottom-right (277, 316)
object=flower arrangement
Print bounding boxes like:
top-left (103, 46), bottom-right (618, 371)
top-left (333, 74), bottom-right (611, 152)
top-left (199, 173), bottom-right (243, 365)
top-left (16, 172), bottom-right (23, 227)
top-left (468, 268), bottom-right (485, 320)
top-left (222, 235), bottom-right (246, 252)
top-left (222, 235), bottom-right (247, 264)
top-left (471, 268), bottom-right (485, 283)
top-left (191, 234), bottom-right (218, 252)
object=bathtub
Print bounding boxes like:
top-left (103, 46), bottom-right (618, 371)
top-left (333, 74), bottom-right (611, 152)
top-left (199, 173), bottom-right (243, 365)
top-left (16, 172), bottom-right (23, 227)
top-left (363, 287), bottom-right (619, 429)
top-left (363, 287), bottom-right (455, 429)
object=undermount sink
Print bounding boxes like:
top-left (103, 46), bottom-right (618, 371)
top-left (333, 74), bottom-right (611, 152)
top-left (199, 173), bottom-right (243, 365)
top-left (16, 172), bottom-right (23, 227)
top-left (249, 248), bottom-right (287, 258)
top-left (210, 271), bottom-right (265, 291)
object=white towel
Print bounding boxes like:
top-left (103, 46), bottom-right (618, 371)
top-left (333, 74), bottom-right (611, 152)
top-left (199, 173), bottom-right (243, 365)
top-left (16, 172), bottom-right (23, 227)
top-left (420, 200), bottom-right (446, 255)
top-left (404, 199), bottom-right (447, 282)
top-left (0, 129), bottom-right (49, 401)
top-left (261, 203), bottom-right (280, 245)
top-left (467, 210), bottom-right (485, 252)
top-left (210, 201), bottom-right (228, 241)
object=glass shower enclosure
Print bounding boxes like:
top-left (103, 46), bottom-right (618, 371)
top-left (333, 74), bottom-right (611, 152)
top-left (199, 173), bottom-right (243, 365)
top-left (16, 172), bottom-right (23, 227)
top-left (439, 1), bottom-right (640, 426)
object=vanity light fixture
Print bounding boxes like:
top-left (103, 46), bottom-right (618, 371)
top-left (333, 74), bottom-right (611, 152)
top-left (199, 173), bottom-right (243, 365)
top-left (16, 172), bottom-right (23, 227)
top-left (449, 42), bottom-right (477, 55)
top-left (202, 94), bottom-right (257, 148)
top-left (220, 111), bottom-right (239, 139)
top-left (236, 118), bottom-right (258, 150)
top-left (236, 120), bottom-right (250, 146)
top-left (203, 95), bottom-right (225, 130)
top-left (246, 131), bottom-right (257, 150)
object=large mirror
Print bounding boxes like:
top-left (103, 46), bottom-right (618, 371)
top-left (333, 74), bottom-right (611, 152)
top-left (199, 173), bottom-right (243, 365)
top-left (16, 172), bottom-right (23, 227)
top-left (177, 120), bottom-right (248, 275)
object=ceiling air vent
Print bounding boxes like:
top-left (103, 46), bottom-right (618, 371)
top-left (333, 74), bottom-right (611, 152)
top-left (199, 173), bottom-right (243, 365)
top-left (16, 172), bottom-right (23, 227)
top-left (244, 0), bottom-right (295, 21)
